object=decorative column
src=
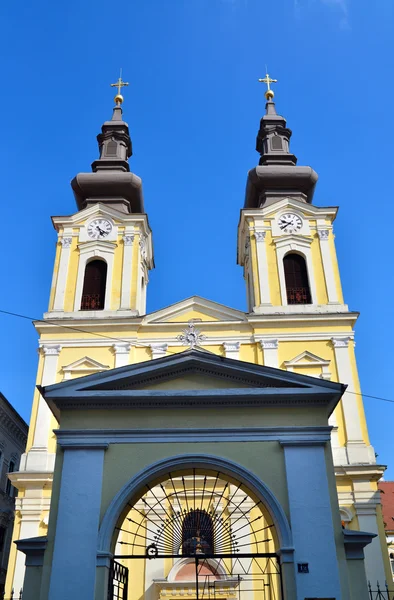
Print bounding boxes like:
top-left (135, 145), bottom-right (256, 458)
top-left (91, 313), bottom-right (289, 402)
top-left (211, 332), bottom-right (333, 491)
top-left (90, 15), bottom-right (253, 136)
top-left (254, 231), bottom-right (271, 306)
top-left (223, 342), bottom-right (240, 360)
top-left (259, 339), bottom-right (279, 368)
top-left (48, 443), bottom-right (108, 600)
top-left (31, 345), bottom-right (61, 454)
top-left (282, 441), bottom-right (342, 600)
top-left (120, 233), bottom-right (134, 310)
top-left (150, 344), bottom-right (168, 360)
top-left (331, 337), bottom-right (371, 463)
top-left (52, 237), bottom-right (72, 311)
top-left (112, 343), bottom-right (131, 368)
top-left (317, 230), bottom-right (339, 304)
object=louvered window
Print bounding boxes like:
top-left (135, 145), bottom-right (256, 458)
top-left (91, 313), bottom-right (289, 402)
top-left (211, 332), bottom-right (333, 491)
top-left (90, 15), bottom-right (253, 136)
top-left (81, 260), bottom-right (107, 310)
top-left (283, 253), bottom-right (311, 304)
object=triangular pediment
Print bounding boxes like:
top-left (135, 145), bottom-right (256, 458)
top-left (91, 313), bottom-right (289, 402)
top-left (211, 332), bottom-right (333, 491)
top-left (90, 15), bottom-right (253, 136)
top-left (61, 356), bottom-right (110, 380)
top-left (284, 351), bottom-right (330, 368)
top-left (41, 350), bottom-right (344, 420)
top-left (143, 296), bottom-right (246, 324)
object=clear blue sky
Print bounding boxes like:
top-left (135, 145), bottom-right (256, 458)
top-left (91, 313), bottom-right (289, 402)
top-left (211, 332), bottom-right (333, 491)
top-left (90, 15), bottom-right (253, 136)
top-left (0, 0), bottom-right (393, 474)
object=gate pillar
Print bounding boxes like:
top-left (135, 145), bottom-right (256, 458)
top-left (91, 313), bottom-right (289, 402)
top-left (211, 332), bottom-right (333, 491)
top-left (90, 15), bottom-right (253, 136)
top-left (48, 443), bottom-right (108, 600)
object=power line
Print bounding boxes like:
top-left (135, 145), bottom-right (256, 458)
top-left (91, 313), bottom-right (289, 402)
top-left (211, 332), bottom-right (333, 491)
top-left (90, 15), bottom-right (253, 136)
top-left (0, 307), bottom-right (393, 405)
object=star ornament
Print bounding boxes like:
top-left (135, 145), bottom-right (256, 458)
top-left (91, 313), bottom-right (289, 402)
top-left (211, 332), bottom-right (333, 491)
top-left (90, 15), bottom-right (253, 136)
top-left (177, 322), bottom-right (206, 349)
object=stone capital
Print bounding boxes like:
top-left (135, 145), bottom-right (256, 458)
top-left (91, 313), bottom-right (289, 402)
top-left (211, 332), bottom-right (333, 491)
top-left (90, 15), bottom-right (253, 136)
top-left (123, 234), bottom-right (134, 246)
top-left (223, 342), bottom-right (240, 352)
top-left (40, 344), bottom-right (61, 356)
top-left (317, 229), bottom-right (329, 241)
top-left (60, 236), bottom-right (72, 248)
top-left (331, 337), bottom-right (351, 349)
top-left (254, 231), bottom-right (267, 243)
top-left (259, 339), bottom-right (278, 350)
top-left (112, 343), bottom-right (131, 355)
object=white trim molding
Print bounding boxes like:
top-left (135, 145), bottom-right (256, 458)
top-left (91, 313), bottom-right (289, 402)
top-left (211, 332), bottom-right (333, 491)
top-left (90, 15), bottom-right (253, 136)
top-left (120, 231), bottom-right (135, 310)
top-left (52, 230), bottom-right (73, 311)
top-left (253, 230), bottom-right (271, 307)
top-left (316, 222), bottom-right (339, 304)
top-left (273, 235), bottom-right (318, 306)
top-left (74, 240), bottom-right (117, 312)
top-left (284, 351), bottom-right (331, 380)
top-left (62, 356), bottom-right (110, 380)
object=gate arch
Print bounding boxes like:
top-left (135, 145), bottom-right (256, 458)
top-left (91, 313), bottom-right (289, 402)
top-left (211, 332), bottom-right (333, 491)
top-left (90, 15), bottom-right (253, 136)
top-left (98, 454), bottom-right (294, 556)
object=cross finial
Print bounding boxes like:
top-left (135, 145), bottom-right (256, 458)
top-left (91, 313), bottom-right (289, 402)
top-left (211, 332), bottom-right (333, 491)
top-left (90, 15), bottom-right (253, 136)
top-left (258, 71), bottom-right (277, 101)
top-left (110, 69), bottom-right (129, 106)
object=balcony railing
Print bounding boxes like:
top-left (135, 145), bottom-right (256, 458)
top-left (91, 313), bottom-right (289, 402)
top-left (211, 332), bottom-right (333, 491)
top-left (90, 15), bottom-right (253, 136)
top-left (286, 287), bottom-right (311, 305)
top-left (80, 294), bottom-right (103, 311)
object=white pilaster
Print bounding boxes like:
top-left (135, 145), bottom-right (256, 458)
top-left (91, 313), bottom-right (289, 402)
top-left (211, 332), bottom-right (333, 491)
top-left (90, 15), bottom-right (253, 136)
top-left (52, 236), bottom-right (72, 311)
top-left (48, 445), bottom-right (107, 600)
top-left (120, 233), bottom-right (134, 310)
top-left (254, 231), bottom-right (271, 306)
top-left (112, 343), bottom-right (131, 368)
top-left (282, 442), bottom-right (342, 600)
top-left (31, 345), bottom-right (61, 452)
top-left (259, 339), bottom-right (279, 368)
top-left (150, 344), bottom-right (168, 360)
top-left (354, 503), bottom-right (386, 585)
top-left (331, 337), bottom-right (372, 463)
top-left (222, 342), bottom-right (240, 360)
top-left (12, 508), bottom-right (42, 594)
top-left (317, 229), bottom-right (339, 304)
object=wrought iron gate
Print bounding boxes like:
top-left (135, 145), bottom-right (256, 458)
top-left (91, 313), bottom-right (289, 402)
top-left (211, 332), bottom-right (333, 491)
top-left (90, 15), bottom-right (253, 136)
top-left (108, 469), bottom-right (283, 600)
top-left (108, 560), bottom-right (128, 600)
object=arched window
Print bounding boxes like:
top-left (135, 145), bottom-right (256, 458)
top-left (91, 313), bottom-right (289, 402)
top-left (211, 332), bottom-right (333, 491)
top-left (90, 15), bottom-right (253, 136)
top-left (182, 509), bottom-right (214, 555)
top-left (283, 253), bottom-right (311, 305)
top-left (81, 260), bottom-right (107, 311)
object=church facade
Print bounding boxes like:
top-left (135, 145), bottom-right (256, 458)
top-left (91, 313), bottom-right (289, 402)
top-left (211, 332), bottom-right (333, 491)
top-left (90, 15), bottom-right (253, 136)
top-left (5, 82), bottom-right (391, 599)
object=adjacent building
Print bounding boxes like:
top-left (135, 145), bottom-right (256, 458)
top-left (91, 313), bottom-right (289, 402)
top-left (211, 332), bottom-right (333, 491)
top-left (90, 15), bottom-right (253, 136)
top-left (378, 481), bottom-right (394, 580)
top-left (0, 393), bottom-right (28, 597)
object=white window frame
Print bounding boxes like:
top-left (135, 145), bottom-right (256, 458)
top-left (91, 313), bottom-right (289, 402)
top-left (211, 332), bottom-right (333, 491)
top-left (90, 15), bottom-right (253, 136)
top-left (274, 236), bottom-right (318, 305)
top-left (74, 241), bottom-right (117, 312)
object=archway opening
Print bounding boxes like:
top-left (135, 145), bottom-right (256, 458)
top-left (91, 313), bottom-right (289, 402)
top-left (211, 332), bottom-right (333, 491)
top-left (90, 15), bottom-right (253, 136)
top-left (109, 468), bottom-right (283, 600)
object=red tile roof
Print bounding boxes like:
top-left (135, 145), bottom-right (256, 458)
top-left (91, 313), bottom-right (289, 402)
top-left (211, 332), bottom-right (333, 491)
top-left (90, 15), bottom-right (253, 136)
top-left (378, 481), bottom-right (394, 532)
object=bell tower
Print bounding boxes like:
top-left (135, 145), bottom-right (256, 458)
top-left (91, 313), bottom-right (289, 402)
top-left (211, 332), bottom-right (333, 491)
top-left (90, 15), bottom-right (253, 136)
top-left (238, 76), bottom-right (344, 314)
top-left (48, 80), bottom-right (153, 318)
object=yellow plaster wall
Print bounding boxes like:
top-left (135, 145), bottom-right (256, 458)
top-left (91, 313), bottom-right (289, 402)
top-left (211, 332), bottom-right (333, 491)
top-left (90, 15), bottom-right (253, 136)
top-left (311, 233), bottom-right (329, 304)
top-left (264, 231), bottom-right (282, 306)
top-left (329, 233), bottom-right (345, 304)
top-left (110, 235), bottom-right (124, 310)
top-left (48, 241), bottom-right (62, 311)
top-left (63, 236), bottom-right (80, 312)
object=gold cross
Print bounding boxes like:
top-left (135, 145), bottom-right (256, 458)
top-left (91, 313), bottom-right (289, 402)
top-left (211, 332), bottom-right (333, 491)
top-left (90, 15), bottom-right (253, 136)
top-left (258, 72), bottom-right (277, 100)
top-left (110, 69), bottom-right (129, 105)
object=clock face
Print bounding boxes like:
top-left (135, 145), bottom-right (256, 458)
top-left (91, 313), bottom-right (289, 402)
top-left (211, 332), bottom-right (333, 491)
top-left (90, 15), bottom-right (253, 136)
top-left (278, 213), bottom-right (303, 234)
top-left (87, 219), bottom-right (112, 240)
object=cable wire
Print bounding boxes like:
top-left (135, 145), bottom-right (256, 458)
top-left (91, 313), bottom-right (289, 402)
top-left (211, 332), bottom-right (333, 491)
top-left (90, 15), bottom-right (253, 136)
top-left (0, 307), bottom-right (393, 405)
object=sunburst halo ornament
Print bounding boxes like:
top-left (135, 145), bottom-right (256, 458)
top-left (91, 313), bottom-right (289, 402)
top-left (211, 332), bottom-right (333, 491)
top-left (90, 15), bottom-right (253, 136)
top-left (177, 321), bottom-right (206, 349)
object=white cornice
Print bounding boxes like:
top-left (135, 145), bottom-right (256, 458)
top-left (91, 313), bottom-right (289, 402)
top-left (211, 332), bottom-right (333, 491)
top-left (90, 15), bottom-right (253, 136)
top-left (55, 426), bottom-right (332, 446)
top-left (52, 203), bottom-right (152, 233)
top-left (240, 198), bottom-right (339, 221)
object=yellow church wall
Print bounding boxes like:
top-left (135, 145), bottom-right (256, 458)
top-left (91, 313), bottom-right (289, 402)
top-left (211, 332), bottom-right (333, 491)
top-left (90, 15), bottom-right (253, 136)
top-left (5, 511), bottom-right (22, 596)
top-left (25, 352), bottom-right (45, 450)
top-left (48, 241), bottom-right (62, 311)
top-left (130, 235), bottom-right (140, 309)
top-left (239, 343), bottom-right (258, 364)
top-left (329, 233), bottom-right (345, 304)
top-left (110, 236), bottom-right (123, 311)
top-left (63, 237), bottom-right (80, 312)
top-left (348, 343), bottom-right (370, 446)
top-left (311, 234), bottom-right (329, 305)
top-left (55, 346), bottom-right (116, 373)
top-left (250, 235), bottom-right (261, 306)
top-left (265, 231), bottom-right (282, 306)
